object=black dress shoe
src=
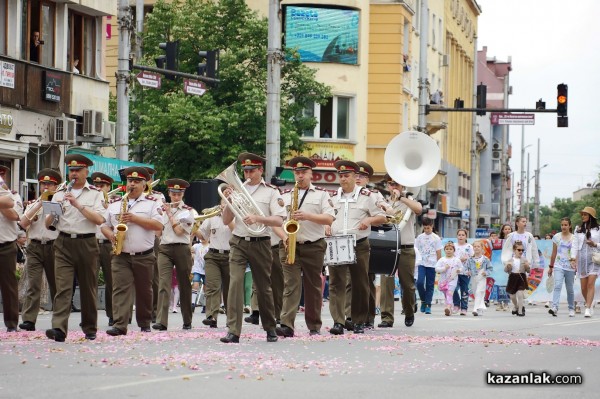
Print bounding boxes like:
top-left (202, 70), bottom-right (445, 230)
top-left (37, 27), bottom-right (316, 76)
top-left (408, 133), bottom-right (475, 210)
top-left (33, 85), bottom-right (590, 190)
top-left (344, 318), bottom-right (354, 331)
top-left (108, 317), bottom-right (114, 326)
top-left (404, 315), bottom-right (415, 327)
top-left (353, 324), bottom-right (365, 334)
top-left (266, 329), bottom-right (278, 342)
top-left (329, 323), bottom-right (344, 335)
top-left (141, 327), bottom-right (151, 332)
top-left (378, 321), bottom-right (394, 328)
top-left (106, 327), bottom-right (127, 336)
top-left (244, 313), bottom-right (259, 325)
top-left (152, 323), bottom-right (167, 331)
top-left (46, 328), bottom-right (66, 342)
top-left (85, 333), bottom-right (97, 340)
top-left (202, 317), bottom-right (217, 328)
top-left (275, 325), bottom-right (294, 338)
top-left (182, 324), bottom-right (192, 330)
top-left (220, 333), bottom-right (240, 343)
top-left (309, 330), bottom-right (320, 336)
top-left (365, 322), bottom-right (374, 330)
top-left (7, 327), bottom-right (18, 333)
top-left (19, 321), bottom-right (35, 331)
top-left (522, 306), bottom-right (526, 315)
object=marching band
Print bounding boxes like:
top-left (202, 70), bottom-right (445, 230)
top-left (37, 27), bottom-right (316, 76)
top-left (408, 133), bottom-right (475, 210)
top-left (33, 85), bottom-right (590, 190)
top-left (7, 146), bottom-right (428, 342)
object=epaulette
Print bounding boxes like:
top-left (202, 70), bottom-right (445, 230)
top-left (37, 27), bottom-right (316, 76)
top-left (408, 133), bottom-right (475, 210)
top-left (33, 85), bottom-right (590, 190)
top-left (265, 183), bottom-right (279, 190)
top-left (145, 195), bottom-right (158, 201)
top-left (109, 197), bottom-right (123, 204)
top-left (331, 191), bottom-right (339, 197)
top-left (368, 188), bottom-right (379, 193)
top-left (11, 190), bottom-right (18, 195)
top-left (359, 188), bottom-right (371, 196)
top-left (182, 204), bottom-right (193, 210)
top-left (315, 186), bottom-right (327, 191)
top-left (281, 188), bottom-right (293, 194)
top-left (88, 185), bottom-right (100, 191)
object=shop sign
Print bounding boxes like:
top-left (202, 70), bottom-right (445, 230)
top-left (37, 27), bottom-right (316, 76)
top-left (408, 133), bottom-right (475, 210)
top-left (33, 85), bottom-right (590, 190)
top-left (0, 109), bottom-right (13, 134)
top-left (43, 71), bottom-right (62, 102)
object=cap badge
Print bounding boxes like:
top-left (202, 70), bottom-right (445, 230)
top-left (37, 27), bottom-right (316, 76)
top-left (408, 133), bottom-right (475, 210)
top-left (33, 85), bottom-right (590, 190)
top-left (132, 172), bottom-right (139, 177)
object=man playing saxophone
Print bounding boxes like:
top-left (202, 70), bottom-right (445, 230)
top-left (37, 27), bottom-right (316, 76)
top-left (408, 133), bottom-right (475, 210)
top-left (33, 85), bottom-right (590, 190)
top-left (275, 157), bottom-right (334, 338)
top-left (219, 152), bottom-right (286, 344)
top-left (102, 167), bottom-right (163, 336)
top-left (18, 169), bottom-right (62, 332)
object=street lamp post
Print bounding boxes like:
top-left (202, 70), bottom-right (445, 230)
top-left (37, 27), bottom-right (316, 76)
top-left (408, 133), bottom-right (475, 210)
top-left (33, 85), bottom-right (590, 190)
top-left (519, 126), bottom-right (531, 215)
top-left (534, 152), bottom-right (548, 236)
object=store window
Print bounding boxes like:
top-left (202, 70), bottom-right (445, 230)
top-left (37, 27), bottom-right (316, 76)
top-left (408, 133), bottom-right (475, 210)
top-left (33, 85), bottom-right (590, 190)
top-left (19, 146), bottom-right (54, 201)
top-left (302, 96), bottom-right (354, 140)
top-left (21, 0), bottom-right (55, 66)
top-left (0, 0), bottom-right (7, 55)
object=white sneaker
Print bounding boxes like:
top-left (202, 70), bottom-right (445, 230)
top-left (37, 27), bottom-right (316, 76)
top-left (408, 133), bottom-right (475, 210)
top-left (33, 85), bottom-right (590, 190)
top-left (544, 301), bottom-right (550, 308)
top-left (569, 309), bottom-right (575, 317)
top-left (584, 308), bottom-right (591, 318)
top-left (591, 306), bottom-right (594, 316)
top-left (548, 307), bottom-right (558, 317)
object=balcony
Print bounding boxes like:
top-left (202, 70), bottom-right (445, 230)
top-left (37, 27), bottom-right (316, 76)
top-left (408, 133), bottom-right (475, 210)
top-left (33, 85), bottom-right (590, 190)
top-left (426, 105), bottom-right (447, 134)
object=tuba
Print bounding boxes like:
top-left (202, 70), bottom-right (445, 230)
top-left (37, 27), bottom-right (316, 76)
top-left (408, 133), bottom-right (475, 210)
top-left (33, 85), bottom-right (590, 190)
top-left (283, 182), bottom-right (300, 264)
top-left (384, 131), bottom-right (441, 231)
top-left (113, 189), bottom-right (132, 255)
top-left (215, 162), bottom-right (267, 235)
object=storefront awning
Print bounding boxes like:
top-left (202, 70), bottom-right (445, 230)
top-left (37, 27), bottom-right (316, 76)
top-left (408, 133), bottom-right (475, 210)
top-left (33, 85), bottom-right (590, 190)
top-left (67, 150), bottom-right (153, 182)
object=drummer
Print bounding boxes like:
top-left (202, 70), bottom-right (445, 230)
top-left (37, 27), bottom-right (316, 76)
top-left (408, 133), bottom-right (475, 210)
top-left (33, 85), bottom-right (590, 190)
top-left (378, 173), bottom-right (422, 329)
top-left (326, 160), bottom-right (386, 335)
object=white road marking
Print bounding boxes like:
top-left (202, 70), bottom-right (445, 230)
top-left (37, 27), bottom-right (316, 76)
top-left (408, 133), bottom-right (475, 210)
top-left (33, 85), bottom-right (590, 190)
top-left (94, 369), bottom-right (229, 390)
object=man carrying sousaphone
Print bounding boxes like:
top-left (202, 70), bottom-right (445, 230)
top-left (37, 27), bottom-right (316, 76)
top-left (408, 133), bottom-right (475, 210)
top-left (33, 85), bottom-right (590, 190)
top-left (18, 169), bottom-right (62, 332)
top-left (102, 167), bottom-right (163, 336)
top-left (327, 160), bottom-right (386, 335)
top-left (275, 156), bottom-right (335, 338)
top-left (378, 173), bottom-right (422, 328)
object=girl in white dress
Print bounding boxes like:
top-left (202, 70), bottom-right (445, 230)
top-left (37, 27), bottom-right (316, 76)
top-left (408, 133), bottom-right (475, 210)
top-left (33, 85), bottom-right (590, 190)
top-left (574, 207), bottom-right (600, 318)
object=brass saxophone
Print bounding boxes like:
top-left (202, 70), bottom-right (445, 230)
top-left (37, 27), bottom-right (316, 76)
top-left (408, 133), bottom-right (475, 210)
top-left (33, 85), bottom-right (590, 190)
top-left (283, 182), bottom-right (300, 264)
top-left (113, 189), bottom-right (131, 255)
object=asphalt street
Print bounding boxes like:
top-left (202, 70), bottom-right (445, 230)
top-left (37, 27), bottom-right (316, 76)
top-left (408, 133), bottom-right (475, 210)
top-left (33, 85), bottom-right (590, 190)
top-left (0, 302), bottom-right (598, 399)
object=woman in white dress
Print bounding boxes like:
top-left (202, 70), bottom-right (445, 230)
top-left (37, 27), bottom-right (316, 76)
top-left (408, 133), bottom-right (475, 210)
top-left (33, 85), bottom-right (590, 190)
top-left (574, 207), bottom-right (600, 318)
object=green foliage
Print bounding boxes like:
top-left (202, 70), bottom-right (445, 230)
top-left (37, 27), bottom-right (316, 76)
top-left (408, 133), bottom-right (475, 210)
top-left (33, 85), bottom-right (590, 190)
top-left (537, 190), bottom-right (600, 235)
top-left (129, 0), bottom-right (330, 180)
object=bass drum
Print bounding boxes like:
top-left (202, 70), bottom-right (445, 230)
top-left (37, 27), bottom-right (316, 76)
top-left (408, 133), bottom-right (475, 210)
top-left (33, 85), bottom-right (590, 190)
top-left (369, 224), bottom-right (399, 275)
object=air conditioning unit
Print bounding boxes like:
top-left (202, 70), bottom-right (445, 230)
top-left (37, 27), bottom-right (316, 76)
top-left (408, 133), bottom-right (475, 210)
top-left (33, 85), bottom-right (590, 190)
top-left (49, 117), bottom-right (77, 144)
top-left (441, 54), bottom-right (449, 67)
top-left (492, 150), bottom-right (501, 159)
top-left (492, 143), bottom-right (500, 150)
top-left (82, 110), bottom-right (104, 136)
top-left (103, 121), bottom-right (116, 146)
top-left (477, 193), bottom-right (485, 204)
top-left (478, 215), bottom-right (490, 226)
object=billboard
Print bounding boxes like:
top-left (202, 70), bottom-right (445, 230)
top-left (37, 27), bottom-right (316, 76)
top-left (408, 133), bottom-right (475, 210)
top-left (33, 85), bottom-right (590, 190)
top-left (284, 6), bottom-right (359, 65)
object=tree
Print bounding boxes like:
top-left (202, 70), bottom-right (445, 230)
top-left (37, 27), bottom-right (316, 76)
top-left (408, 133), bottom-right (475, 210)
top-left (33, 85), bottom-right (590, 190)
top-left (538, 190), bottom-right (600, 235)
top-left (129, 0), bottom-right (330, 180)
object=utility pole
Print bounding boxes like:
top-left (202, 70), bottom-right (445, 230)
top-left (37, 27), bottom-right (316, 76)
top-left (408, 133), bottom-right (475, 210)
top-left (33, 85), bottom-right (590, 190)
top-left (519, 126), bottom-right (531, 216)
top-left (116, 0), bottom-right (132, 161)
top-left (533, 138), bottom-right (548, 236)
top-left (499, 73), bottom-right (510, 223)
top-left (525, 152), bottom-right (530, 219)
top-left (136, 0), bottom-right (144, 60)
top-left (265, 0), bottom-right (281, 181)
top-left (417, 0), bottom-right (429, 131)
top-left (468, 34), bottom-right (478, 237)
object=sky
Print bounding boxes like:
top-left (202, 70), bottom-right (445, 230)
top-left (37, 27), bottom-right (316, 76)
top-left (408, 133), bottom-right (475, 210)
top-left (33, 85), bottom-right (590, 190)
top-left (476, 0), bottom-right (600, 207)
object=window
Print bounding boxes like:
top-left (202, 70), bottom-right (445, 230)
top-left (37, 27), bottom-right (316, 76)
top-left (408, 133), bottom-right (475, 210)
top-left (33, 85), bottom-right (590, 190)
top-left (68, 12), bottom-right (97, 76)
top-left (302, 96), bottom-right (355, 140)
top-left (431, 13), bottom-right (436, 49)
top-left (0, 0), bottom-right (6, 54)
top-left (22, 0), bottom-right (55, 66)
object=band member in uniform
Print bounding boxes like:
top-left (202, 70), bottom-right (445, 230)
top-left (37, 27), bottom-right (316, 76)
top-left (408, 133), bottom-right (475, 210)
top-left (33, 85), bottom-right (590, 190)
top-left (327, 160), bottom-right (386, 335)
top-left (199, 200), bottom-right (233, 328)
top-left (220, 152), bottom-right (286, 343)
top-left (45, 154), bottom-right (104, 342)
top-left (18, 169), bottom-right (61, 331)
top-left (91, 172), bottom-right (115, 326)
top-left (102, 167), bottom-right (163, 336)
top-left (144, 167), bottom-right (164, 323)
top-left (153, 178), bottom-right (195, 331)
top-left (0, 165), bottom-right (23, 332)
top-left (276, 157), bottom-right (334, 337)
top-left (379, 174), bottom-right (422, 328)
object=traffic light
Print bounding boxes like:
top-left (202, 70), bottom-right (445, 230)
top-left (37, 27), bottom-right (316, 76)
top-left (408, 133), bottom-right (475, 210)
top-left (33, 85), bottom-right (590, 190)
top-left (453, 98), bottom-right (464, 109)
top-left (155, 41), bottom-right (179, 80)
top-left (476, 83), bottom-right (487, 115)
top-left (197, 50), bottom-right (219, 85)
top-left (557, 83), bottom-right (568, 127)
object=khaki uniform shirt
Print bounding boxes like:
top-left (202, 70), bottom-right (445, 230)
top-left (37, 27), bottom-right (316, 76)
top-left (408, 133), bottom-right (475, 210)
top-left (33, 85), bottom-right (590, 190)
top-left (231, 179), bottom-right (286, 238)
top-left (160, 202), bottom-right (195, 244)
top-left (331, 186), bottom-right (384, 241)
top-left (388, 196), bottom-right (417, 245)
top-left (0, 191), bottom-right (23, 243)
top-left (24, 201), bottom-right (58, 242)
top-left (199, 215), bottom-right (232, 251)
top-left (282, 184), bottom-right (335, 242)
top-left (103, 193), bottom-right (162, 253)
top-left (51, 181), bottom-right (104, 234)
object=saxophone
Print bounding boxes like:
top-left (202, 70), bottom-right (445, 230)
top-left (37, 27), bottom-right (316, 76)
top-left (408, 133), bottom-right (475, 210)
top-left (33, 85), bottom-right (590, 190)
top-left (283, 182), bottom-right (300, 264)
top-left (113, 190), bottom-right (131, 255)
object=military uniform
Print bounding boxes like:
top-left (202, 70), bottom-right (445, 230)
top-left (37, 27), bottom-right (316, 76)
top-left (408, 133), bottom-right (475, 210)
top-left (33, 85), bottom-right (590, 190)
top-left (328, 161), bottom-right (385, 333)
top-left (199, 212), bottom-right (232, 327)
top-left (222, 153), bottom-right (286, 343)
top-left (0, 167), bottom-right (23, 331)
top-left (104, 167), bottom-right (162, 335)
top-left (277, 157), bottom-right (335, 336)
top-left (47, 155), bottom-right (104, 340)
top-left (19, 169), bottom-right (61, 330)
top-left (155, 179), bottom-right (195, 330)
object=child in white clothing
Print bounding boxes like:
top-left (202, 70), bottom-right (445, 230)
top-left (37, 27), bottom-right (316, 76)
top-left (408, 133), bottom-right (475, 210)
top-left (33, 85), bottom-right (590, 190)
top-left (468, 240), bottom-right (493, 316)
top-left (435, 242), bottom-right (462, 316)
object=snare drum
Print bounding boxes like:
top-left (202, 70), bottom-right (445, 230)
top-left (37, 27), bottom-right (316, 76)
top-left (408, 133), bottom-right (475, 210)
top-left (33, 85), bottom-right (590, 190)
top-left (323, 235), bottom-right (356, 266)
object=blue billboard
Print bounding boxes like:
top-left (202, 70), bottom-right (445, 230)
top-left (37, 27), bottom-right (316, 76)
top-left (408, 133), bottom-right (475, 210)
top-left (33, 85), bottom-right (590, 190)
top-left (284, 6), bottom-right (359, 65)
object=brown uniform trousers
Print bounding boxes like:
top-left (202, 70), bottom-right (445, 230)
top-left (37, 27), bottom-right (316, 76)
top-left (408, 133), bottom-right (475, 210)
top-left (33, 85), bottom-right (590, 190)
top-left (343, 270), bottom-right (377, 324)
top-left (204, 250), bottom-right (230, 322)
top-left (250, 245), bottom-right (283, 320)
top-left (111, 252), bottom-right (154, 331)
top-left (52, 235), bottom-right (99, 336)
top-left (0, 241), bottom-right (19, 329)
top-left (329, 238), bottom-right (370, 325)
top-left (21, 240), bottom-right (57, 323)
top-left (156, 244), bottom-right (193, 327)
top-left (97, 241), bottom-right (113, 319)
top-left (279, 239), bottom-right (327, 331)
top-left (380, 247), bottom-right (417, 324)
top-left (227, 236), bottom-right (275, 336)
top-left (152, 236), bottom-right (160, 321)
